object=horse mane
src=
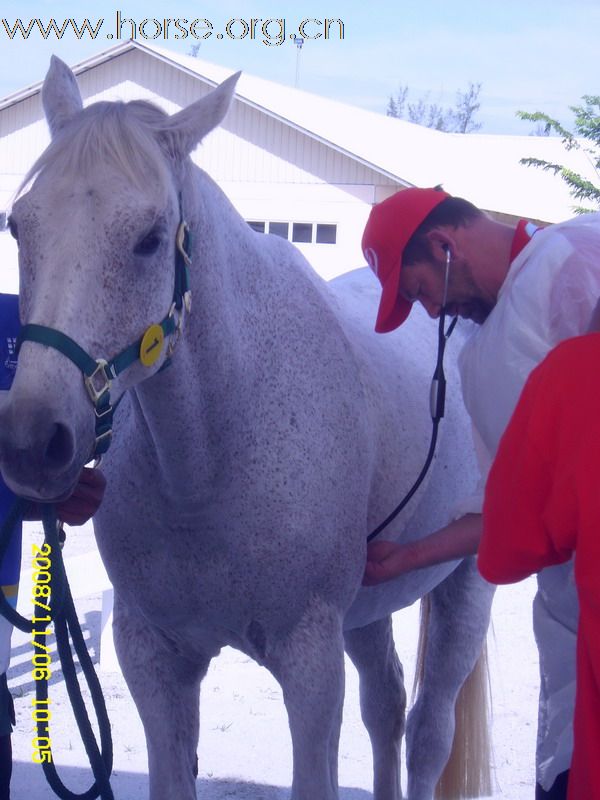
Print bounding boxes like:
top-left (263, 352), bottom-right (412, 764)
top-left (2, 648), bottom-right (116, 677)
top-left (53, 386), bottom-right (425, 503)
top-left (19, 100), bottom-right (173, 198)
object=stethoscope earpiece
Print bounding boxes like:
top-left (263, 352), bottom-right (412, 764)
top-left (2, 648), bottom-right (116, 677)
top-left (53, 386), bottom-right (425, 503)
top-left (442, 246), bottom-right (451, 309)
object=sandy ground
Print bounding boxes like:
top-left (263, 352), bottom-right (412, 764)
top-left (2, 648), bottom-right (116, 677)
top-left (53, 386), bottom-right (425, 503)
top-left (7, 520), bottom-right (540, 799)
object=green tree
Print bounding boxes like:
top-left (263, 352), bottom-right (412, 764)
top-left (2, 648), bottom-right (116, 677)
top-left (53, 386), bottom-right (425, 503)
top-left (387, 82), bottom-right (482, 133)
top-left (517, 96), bottom-right (600, 213)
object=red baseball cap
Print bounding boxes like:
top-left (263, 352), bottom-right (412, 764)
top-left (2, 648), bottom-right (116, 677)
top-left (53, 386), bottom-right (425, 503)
top-left (362, 187), bottom-right (450, 332)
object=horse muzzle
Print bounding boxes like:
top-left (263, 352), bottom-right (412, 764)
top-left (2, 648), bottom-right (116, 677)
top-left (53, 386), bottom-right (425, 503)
top-left (0, 393), bottom-right (87, 500)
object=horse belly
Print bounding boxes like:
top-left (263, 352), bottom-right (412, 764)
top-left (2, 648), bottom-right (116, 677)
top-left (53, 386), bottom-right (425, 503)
top-left (344, 560), bottom-right (460, 630)
top-left (328, 269), bottom-right (481, 629)
top-left (93, 487), bottom-right (366, 651)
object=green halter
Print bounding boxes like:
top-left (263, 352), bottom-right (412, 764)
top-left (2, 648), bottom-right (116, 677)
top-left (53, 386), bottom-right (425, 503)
top-left (16, 210), bottom-right (192, 460)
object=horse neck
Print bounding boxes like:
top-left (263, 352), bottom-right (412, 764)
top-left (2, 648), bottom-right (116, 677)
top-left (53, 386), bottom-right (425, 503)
top-left (128, 169), bottom-right (273, 491)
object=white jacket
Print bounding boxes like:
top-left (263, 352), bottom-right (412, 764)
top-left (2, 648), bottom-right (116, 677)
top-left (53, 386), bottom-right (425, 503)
top-left (458, 211), bottom-right (600, 790)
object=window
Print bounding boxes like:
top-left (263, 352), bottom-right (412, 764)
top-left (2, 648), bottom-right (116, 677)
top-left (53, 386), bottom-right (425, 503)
top-left (245, 220), bottom-right (338, 246)
top-left (268, 222), bottom-right (289, 239)
top-left (292, 223), bottom-right (313, 244)
top-left (316, 224), bottom-right (337, 244)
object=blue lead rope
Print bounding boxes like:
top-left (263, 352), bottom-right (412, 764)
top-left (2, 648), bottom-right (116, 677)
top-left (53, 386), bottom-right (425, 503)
top-left (0, 191), bottom-right (191, 798)
top-left (0, 202), bottom-right (192, 794)
top-left (0, 501), bottom-right (114, 800)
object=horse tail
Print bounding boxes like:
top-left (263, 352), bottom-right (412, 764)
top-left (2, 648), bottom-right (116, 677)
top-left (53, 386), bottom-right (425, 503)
top-left (434, 641), bottom-right (493, 799)
top-left (412, 595), bottom-right (493, 800)
top-left (410, 593), bottom-right (430, 706)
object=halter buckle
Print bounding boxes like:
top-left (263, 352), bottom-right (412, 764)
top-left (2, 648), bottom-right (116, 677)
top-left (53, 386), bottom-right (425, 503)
top-left (176, 221), bottom-right (192, 267)
top-left (84, 360), bottom-right (112, 405)
top-left (167, 303), bottom-right (185, 358)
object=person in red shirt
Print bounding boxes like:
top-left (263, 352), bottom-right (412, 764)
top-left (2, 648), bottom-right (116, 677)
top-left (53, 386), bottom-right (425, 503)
top-left (480, 331), bottom-right (600, 800)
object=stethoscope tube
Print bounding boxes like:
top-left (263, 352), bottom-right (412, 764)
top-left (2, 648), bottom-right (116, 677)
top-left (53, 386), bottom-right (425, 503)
top-left (367, 248), bottom-right (457, 542)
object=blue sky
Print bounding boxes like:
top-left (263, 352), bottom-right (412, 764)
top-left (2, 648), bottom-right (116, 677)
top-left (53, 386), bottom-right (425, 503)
top-left (0, 0), bottom-right (597, 134)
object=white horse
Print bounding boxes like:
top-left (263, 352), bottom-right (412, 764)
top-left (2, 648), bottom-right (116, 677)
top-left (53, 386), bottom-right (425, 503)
top-left (0, 57), bottom-right (494, 800)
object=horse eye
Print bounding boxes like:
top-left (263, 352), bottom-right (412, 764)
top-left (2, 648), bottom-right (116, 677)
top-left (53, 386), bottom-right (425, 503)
top-left (134, 230), bottom-right (162, 256)
top-left (7, 217), bottom-right (18, 241)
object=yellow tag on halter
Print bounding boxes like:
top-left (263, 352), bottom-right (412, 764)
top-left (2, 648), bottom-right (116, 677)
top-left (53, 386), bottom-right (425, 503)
top-left (140, 324), bottom-right (165, 367)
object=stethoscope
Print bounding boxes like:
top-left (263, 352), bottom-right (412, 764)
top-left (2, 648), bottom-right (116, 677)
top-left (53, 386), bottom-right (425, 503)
top-left (367, 247), bottom-right (457, 542)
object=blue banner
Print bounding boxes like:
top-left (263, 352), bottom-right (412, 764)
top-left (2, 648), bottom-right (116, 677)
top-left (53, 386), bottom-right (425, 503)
top-left (0, 293), bottom-right (22, 587)
top-left (0, 293), bottom-right (19, 392)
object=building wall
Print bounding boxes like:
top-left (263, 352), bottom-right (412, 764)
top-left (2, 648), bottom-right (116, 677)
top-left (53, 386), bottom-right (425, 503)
top-left (0, 93), bottom-right (49, 206)
top-left (0, 48), bottom-right (398, 289)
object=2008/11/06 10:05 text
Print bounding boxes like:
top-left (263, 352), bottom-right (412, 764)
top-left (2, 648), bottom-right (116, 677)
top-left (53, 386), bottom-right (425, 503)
top-left (31, 542), bottom-right (53, 764)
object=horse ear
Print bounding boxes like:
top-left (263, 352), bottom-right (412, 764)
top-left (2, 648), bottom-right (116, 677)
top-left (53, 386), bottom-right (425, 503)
top-left (42, 55), bottom-right (84, 138)
top-left (159, 71), bottom-right (240, 160)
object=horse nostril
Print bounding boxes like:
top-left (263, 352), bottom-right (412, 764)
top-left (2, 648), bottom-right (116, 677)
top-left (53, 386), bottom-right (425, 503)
top-left (44, 423), bottom-right (75, 468)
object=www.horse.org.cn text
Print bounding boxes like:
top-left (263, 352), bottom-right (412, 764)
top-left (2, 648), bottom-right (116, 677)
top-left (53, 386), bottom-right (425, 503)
top-left (1, 14), bottom-right (345, 46)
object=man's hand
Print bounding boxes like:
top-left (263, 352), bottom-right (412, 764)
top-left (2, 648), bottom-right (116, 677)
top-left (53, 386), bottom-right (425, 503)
top-left (26, 468), bottom-right (107, 526)
top-left (56, 468), bottom-right (106, 526)
top-left (363, 514), bottom-right (483, 587)
top-left (363, 540), bottom-right (411, 586)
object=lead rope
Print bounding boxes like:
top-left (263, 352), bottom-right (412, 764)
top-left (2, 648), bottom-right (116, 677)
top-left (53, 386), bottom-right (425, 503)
top-left (0, 200), bottom-right (192, 797)
top-left (0, 500), bottom-right (114, 800)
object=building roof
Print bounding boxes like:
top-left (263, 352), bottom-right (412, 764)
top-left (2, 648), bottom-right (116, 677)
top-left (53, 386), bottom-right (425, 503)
top-left (1, 39), bottom-right (596, 222)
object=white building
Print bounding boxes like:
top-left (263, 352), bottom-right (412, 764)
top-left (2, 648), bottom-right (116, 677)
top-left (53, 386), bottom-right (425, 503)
top-left (0, 38), bottom-right (596, 295)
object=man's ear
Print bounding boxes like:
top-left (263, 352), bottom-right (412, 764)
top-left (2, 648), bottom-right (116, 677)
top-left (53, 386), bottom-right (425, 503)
top-left (427, 229), bottom-right (455, 261)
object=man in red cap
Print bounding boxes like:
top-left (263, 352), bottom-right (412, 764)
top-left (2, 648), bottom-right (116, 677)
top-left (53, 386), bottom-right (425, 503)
top-left (361, 186), bottom-right (600, 800)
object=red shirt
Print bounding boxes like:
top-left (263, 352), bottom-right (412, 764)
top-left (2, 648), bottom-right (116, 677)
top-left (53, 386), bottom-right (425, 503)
top-left (480, 333), bottom-right (600, 799)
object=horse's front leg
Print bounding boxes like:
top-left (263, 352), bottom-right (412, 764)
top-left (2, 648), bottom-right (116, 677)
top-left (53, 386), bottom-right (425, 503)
top-left (268, 596), bottom-right (346, 800)
top-left (113, 595), bottom-right (212, 800)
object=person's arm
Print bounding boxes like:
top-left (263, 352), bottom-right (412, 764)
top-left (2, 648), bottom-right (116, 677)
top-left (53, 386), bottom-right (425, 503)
top-left (363, 513), bottom-right (482, 586)
top-left (479, 351), bottom-right (574, 584)
top-left (24, 467), bottom-right (106, 526)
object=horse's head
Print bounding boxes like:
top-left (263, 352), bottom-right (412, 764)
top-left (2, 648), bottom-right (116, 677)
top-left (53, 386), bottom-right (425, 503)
top-left (0, 56), bottom-right (239, 500)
